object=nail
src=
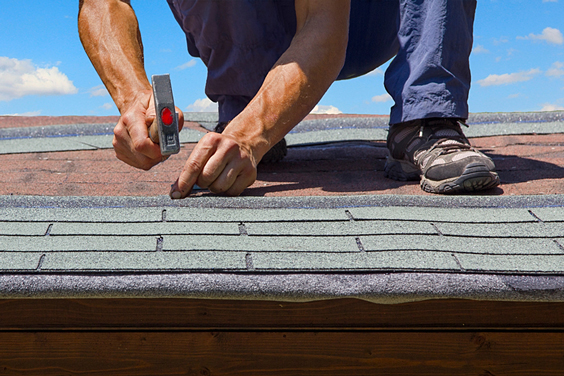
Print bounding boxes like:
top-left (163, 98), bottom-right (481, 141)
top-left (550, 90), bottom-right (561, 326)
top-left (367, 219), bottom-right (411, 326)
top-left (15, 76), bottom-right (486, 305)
top-left (171, 191), bottom-right (182, 200)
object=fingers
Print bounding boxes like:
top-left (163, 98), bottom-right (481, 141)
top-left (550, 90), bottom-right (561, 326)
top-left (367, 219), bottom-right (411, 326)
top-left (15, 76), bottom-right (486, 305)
top-left (112, 90), bottom-right (164, 170)
top-left (175, 106), bottom-right (185, 132)
top-left (170, 133), bottom-right (257, 199)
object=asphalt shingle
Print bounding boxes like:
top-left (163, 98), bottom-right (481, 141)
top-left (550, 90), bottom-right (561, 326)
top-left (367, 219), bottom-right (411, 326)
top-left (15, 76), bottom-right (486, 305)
top-left (348, 206), bottom-right (537, 223)
top-left (40, 251), bottom-right (246, 271)
top-left (252, 250), bottom-right (459, 271)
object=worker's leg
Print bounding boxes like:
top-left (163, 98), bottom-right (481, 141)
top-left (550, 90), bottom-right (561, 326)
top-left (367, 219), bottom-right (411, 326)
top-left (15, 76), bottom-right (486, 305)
top-left (337, 0), bottom-right (400, 80)
top-left (167, 0), bottom-right (296, 123)
top-left (384, 0), bottom-right (476, 124)
top-left (383, 0), bottom-right (499, 194)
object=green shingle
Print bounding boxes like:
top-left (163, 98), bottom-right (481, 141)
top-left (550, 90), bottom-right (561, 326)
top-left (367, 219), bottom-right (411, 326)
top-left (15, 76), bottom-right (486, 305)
top-left (0, 222), bottom-right (50, 236)
top-left (40, 251), bottom-right (245, 271)
top-left (285, 128), bottom-right (388, 146)
top-left (164, 235), bottom-right (358, 252)
top-left (348, 206), bottom-right (536, 223)
top-left (245, 220), bottom-right (434, 236)
top-left (530, 207), bottom-right (564, 222)
top-left (165, 207), bottom-right (349, 222)
top-left (455, 253), bottom-right (564, 273)
top-left (1, 236), bottom-right (156, 252)
top-left (252, 250), bottom-right (459, 271)
top-left (0, 208), bottom-right (162, 222)
top-left (51, 222), bottom-right (239, 236)
top-left (361, 235), bottom-right (561, 254)
top-left (435, 222), bottom-right (564, 238)
top-left (0, 252), bottom-right (42, 270)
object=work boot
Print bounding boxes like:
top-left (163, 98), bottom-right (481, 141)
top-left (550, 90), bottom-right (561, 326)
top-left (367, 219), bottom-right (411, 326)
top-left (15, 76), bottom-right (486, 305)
top-left (385, 118), bottom-right (500, 194)
top-left (214, 122), bottom-right (287, 164)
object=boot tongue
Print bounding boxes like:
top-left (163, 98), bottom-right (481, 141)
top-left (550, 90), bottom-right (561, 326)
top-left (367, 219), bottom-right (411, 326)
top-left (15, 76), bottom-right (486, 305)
top-left (433, 129), bottom-right (460, 138)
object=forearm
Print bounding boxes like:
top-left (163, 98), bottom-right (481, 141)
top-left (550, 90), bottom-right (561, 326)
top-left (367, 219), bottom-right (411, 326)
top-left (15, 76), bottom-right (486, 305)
top-left (223, 0), bottom-right (350, 163)
top-left (78, 0), bottom-right (151, 112)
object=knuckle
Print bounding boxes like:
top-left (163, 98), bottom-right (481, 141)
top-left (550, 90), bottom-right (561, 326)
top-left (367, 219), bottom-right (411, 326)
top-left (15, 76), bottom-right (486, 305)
top-left (140, 163), bottom-right (154, 171)
top-left (185, 158), bottom-right (203, 173)
top-left (120, 112), bottom-right (134, 125)
top-left (132, 138), bottom-right (150, 153)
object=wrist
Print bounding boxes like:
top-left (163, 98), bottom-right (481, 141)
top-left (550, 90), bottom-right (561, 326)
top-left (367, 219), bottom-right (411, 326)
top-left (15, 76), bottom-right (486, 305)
top-left (118, 88), bottom-right (152, 116)
top-left (221, 121), bottom-right (272, 165)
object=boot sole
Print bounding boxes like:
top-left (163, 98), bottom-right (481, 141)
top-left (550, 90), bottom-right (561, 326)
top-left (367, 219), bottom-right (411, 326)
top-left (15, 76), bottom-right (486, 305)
top-left (421, 162), bottom-right (500, 194)
top-left (386, 156), bottom-right (500, 194)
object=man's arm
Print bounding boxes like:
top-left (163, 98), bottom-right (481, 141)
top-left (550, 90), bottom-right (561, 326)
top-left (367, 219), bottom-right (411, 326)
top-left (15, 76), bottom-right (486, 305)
top-left (170, 0), bottom-right (350, 197)
top-left (78, 0), bottom-right (183, 170)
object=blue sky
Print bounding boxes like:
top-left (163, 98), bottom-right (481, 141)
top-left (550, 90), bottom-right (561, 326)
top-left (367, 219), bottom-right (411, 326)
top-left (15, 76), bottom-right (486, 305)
top-left (1, 0), bottom-right (563, 117)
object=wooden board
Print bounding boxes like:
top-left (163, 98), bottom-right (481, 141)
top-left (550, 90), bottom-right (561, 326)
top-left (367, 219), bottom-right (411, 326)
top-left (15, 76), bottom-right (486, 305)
top-left (2, 298), bottom-right (564, 374)
top-left (1, 298), bottom-right (564, 330)
top-left (1, 331), bottom-right (564, 375)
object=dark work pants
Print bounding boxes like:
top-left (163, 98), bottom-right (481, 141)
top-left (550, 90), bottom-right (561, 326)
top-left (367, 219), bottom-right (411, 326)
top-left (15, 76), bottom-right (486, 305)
top-left (167, 0), bottom-right (476, 125)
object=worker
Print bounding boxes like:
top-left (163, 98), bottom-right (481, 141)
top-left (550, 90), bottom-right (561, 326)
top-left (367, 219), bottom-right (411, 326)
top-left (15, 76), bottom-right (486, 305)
top-left (78, 0), bottom-right (499, 197)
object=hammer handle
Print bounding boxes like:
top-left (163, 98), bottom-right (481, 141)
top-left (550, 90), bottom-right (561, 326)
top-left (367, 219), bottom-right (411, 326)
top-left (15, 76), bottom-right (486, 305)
top-left (148, 118), bottom-right (159, 144)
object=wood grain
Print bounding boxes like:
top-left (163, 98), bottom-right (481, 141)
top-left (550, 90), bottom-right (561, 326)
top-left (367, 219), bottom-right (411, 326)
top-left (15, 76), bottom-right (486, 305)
top-left (1, 298), bottom-right (564, 330)
top-left (1, 331), bottom-right (563, 375)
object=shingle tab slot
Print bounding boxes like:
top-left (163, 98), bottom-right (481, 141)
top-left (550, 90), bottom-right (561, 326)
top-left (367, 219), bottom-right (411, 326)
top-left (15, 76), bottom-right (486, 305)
top-left (528, 210), bottom-right (544, 223)
top-left (36, 254), bottom-right (46, 271)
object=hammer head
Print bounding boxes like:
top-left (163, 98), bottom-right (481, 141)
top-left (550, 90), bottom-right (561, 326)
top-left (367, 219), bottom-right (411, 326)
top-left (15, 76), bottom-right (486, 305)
top-left (149, 74), bottom-right (180, 155)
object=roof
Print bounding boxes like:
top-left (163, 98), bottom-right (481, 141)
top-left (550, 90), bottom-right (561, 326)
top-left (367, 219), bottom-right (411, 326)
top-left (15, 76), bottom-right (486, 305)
top-left (1, 111), bottom-right (564, 303)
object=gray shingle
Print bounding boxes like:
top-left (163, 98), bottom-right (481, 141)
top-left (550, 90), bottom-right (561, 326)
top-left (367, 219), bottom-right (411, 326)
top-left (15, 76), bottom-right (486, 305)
top-left (285, 128), bottom-right (388, 146)
top-left (464, 121), bottom-right (564, 138)
top-left (456, 253), bottom-right (564, 273)
top-left (435, 222), bottom-right (564, 238)
top-left (252, 250), bottom-right (459, 271)
top-left (0, 252), bottom-right (42, 270)
top-left (0, 222), bottom-right (50, 236)
top-left (164, 235), bottom-right (359, 252)
top-left (165, 207), bottom-right (350, 222)
top-left (348, 206), bottom-right (536, 223)
top-left (245, 220), bottom-right (434, 236)
top-left (0, 130), bottom-right (204, 155)
top-left (361, 235), bottom-right (561, 254)
top-left (1, 236), bottom-right (156, 252)
top-left (530, 207), bottom-right (564, 222)
top-left (40, 251), bottom-right (245, 271)
top-left (0, 208), bottom-right (162, 222)
top-left (50, 222), bottom-right (239, 236)
top-left (0, 138), bottom-right (97, 154)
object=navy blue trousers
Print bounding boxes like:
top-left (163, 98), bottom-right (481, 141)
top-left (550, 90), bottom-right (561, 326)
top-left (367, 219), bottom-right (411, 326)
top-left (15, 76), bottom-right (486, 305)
top-left (168, 0), bottom-right (476, 125)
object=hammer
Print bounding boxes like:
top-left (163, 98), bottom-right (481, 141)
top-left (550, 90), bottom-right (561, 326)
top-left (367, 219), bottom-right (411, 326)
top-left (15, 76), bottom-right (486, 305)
top-left (148, 74), bottom-right (180, 156)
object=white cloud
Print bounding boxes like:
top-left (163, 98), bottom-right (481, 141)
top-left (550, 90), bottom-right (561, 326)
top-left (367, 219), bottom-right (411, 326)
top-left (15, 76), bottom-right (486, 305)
top-left (366, 68), bottom-right (384, 76)
top-left (546, 62), bottom-right (564, 77)
top-left (101, 103), bottom-right (114, 110)
top-left (175, 60), bottom-right (197, 70)
top-left (518, 27), bottom-right (564, 45)
top-left (89, 85), bottom-right (109, 97)
top-left (540, 103), bottom-right (564, 111)
top-left (493, 37), bottom-right (509, 45)
top-left (1, 110), bottom-right (41, 116)
top-left (371, 93), bottom-right (392, 103)
top-left (186, 97), bottom-right (218, 112)
top-left (472, 45), bottom-right (489, 54)
top-left (0, 57), bottom-right (78, 101)
top-left (310, 105), bottom-right (342, 114)
top-left (477, 69), bottom-right (541, 87)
